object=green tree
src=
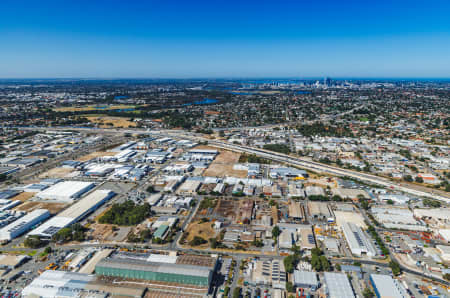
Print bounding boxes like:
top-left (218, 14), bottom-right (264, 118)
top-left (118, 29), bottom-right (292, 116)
top-left (24, 236), bottom-right (44, 248)
top-left (286, 281), bottom-right (294, 293)
top-left (272, 226), bottom-right (281, 239)
top-left (362, 287), bottom-right (375, 298)
top-left (233, 287), bottom-right (241, 298)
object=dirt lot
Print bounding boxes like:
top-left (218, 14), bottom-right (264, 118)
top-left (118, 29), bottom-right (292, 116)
top-left (85, 116), bottom-right (137, 128)
top-left (38, 167), bottom-right (75, 179)
top-left (88, 223), bottom-right (114, 241)
top-left (203, 150), bottom-right (247, 178)
top-left (184, 220), bottom-right (217, 247)
top-left (14, 201), bottom-right (67, 214)
top-left (11, 192), bottom-right (35, 202)
top-left (77, 151), bottom-right (116, 162)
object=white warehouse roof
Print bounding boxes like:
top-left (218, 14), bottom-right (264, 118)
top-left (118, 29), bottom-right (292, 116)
top-left (58, 189), bottom-right (115, 220)
top-left (370, 274), bottom-right (408, 298)
top-left (324, 272), bottom-right (355, 298)
top-left (36, 181), bottom-right (95, 202)
top-left (0, 209), bottom-right (50, 241)
top-left (22, 270), bottom-right (95, 298)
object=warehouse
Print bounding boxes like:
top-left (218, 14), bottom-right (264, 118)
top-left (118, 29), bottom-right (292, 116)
top-left (247, 259), bottom-right (286, 289)
top-left (22, 270), bottom-right (145, 298)
top-left (29, 190), bottom-right (114, 239)
top-left (177, 180), bottom-right (202, 195)
top-left (341, 222), bottom-right (377, 257)
top-left (0, 209), bottom-right (50, 242)
top-left (369, 274), bottom-right (408, 298)
top-left (324, 272), bottom-right (355, 298)
top-left (288, 201), bottom-right (305, 221)
top-left (95, 253), bottom-right (217, 287)
top-left (308, 202), bottom-right (334, 222)
top-left (36, 181), bottom-right (95, 202)
top-left (293, 270), bottom-right (319, 290)
top-left (84, 163), bottom-right (117, 177)
top-left (57, 190), bottom-right (115, 221)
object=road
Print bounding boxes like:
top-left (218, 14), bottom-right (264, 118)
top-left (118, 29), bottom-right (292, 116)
top-left (21, 125), bottom-right (450, 203)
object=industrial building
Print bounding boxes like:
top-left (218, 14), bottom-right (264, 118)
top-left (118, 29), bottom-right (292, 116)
top-left (288, 201), bottom-right (305, 221)
top-left (247, 259), bottom-right (286, 289)
top-left (308, 202), bottom-right (334, 222)
top-left (324, 272), bottom-right (355, 298)
top-left (29, 190), bottom-right (114, 239)
top-left (341, 222), bottom-right (377, 257)
top-left (177, 180), bottom-right (202, 195)
top-left (95, 253), bottom-right (217, 287)
top-left (36, 181), bottom-right (95, 202)
top-left (369, 274), bottom-right (408, 298)
top-left (0, 209), bottom-right (50, 242)
top-left (22, 270), bottom-right (145, 298)
top-left (293, 270), bottom-right (319, 290)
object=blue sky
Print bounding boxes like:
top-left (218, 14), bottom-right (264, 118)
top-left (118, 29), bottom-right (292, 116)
top-left (1, 0), bottom-right (449, 78)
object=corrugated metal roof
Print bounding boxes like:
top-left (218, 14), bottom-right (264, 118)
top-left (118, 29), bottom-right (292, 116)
top-left (96, 257), bottom-right (213, 278)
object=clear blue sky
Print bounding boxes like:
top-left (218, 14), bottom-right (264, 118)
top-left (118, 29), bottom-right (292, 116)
top-left (1, 0), bottom-right (449, 78)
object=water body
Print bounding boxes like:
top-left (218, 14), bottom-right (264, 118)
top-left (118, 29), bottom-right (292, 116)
top-left (114, 95), bottom-right (129, 100)
top-left (184, 98), bottom-right (218, 106)
top-left (295, 91), bottom-right (311, 94)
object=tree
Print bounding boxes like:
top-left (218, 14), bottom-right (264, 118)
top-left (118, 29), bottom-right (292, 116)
top-left (444, 273), bottom-right (450, 281)
top-left (272, 226), bottom-right (281, 239)
top-left (24, 236), bottom-right (44, 248)
top-left (415, 176), bottom-right (424, 183)
top-left (233, 287), bottom-right (241, 298)
top-left (404, 175), bottom-right (413, 182)
top-left (189, 236), bottom-right (207, 246)
top-left (389, 260), bottom-right (401, 276)
top-left (286, 281), bottom-right (294, 293)
top-left (362, 288), bottom-right (375, 298)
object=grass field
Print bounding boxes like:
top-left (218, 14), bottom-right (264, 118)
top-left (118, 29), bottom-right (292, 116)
top-left (184, 221), bottom-right (217, 247)
top-left (85, 116), bottom-right (137, 128)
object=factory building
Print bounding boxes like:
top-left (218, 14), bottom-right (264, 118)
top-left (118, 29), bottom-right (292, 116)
top-left (22, 270), bottom-right (145, 298)
top-left (0, 209), bottom-right (50, 242)
top-left (177, 180), bottom-right (202, 195)
top-left (36, 181), bottom-right (95, 202)
top-left (324, 272), bottom-right (355, 298)
top-left (95, 253), bottom-right (217, 287)
top-left (369, 274), bottom-right (408, 298)
top-left (341, 222), bottom-right (377, 257)
top-left (29, 190), bottom-right (114, 239)
top-left (293, 270), bottom-right (319, 290)
top-left (308, 202), bottom-right (334, 222)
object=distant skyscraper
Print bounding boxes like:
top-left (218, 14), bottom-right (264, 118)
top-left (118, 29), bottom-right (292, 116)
top-left (324, 77), bottom-right (332, 87)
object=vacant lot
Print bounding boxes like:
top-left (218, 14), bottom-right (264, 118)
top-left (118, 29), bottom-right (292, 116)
top-left (38, 167), bottom-right (75, 179)
top-left (203, 150), bottom-right (247, 178)
top-left (77, 151), bottom-right (116, 162)
top-left (184, 220), bottom-right (217, 247)
top-left (14, 201), bottom-right (67, 214)
top-left (85, 116), bottom-right (137, 128)
top-left (11, 192), bottom-right (35, 202)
